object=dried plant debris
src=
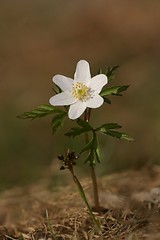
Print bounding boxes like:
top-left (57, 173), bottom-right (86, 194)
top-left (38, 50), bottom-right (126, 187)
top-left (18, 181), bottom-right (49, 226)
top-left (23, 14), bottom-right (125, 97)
top-left (1, 166), bottom-right (160, 239)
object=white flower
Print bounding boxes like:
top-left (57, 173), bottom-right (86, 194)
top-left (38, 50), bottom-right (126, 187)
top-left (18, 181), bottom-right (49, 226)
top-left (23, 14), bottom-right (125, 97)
top-left (49, 60), bottom-right (108, 120)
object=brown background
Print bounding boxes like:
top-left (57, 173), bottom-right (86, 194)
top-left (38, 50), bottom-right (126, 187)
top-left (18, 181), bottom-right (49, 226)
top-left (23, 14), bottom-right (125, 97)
top-left (1, 0), bottom-right (160, 189)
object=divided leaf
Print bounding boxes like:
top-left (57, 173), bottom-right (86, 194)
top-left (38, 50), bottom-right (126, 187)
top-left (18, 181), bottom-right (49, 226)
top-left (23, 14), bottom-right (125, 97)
top-left (80, 136), bottom-right (94, 154)
top-left (65, 119), bottom-right (93, 138)
top-left (96, 122), bottom-right (133, 141)
top-left (52, 84), bottom-right (62, 94)
top-left (17, 104), bottom-right (62, 120)
top-left (84, 150), bottom-right (95, 165)
top-left (18, 104), bottom-right (67, 134)
top-left (103, 97), bottom-right (111, 104)
top-left (51, 111), bottom-right (67, 134)
top-left (65, 127), bottom-right (92, 138)
top-left (76, 119), bottom-right (93, 131)
top-left (98, 68), bottom-right (103, 74)
top-left (100, 85), bottom-right (129, 97)
top-left (97, 66), bottom-right (119, 82)
top-left (102, 130), bottom-right (134, 141)
top-left (93, 133), bottom-right (100, 163)
top-left (80, 133), bottom-right (100, 166)
top-left (105, 66), bottom-right (119, 82)
top-left (96, 123), bottom-right (122, 132)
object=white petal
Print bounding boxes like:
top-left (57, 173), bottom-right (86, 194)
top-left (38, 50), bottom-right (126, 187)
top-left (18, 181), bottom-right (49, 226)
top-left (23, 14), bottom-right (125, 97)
top-left (53, 75), bottom-right (73, 91)
top-left (91, 74), bottom-right (108, 93)
top-left (68, 101), bottom-right (87, 119)
top-left (74, 60), bottom-right (91, 85)
top-left (86, 94), bottom-right (104, 108)
top-left (49, 92), bottom-right (76, 106)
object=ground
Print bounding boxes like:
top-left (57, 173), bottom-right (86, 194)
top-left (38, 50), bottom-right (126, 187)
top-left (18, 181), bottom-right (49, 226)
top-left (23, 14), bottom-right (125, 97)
top-left (1, 165), bottom-right (160, 239)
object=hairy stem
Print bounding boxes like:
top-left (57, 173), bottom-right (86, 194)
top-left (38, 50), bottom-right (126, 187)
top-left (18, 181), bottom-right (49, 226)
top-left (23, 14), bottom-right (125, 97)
top-left (84, 109), bottom-right (100, 212)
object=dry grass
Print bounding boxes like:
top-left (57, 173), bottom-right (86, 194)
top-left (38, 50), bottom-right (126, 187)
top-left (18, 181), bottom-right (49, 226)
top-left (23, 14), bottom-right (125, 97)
top-left (1, 165), bottom-right (160, 239)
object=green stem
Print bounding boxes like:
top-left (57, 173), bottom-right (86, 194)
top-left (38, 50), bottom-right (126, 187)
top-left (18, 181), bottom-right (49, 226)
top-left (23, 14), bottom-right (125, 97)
top-left (68, 154), bottom-right (102, 233)
top-left (90, 165), bottom-right (100, 211)
top-left (71, 172), bottom-right (101, 233)
top-left (84, 109), bottom-right (100, 212)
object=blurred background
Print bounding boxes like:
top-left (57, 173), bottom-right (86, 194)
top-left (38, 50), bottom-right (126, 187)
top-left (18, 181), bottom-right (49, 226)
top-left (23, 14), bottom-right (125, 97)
top-left (1, 0), bottom-right (160, 190)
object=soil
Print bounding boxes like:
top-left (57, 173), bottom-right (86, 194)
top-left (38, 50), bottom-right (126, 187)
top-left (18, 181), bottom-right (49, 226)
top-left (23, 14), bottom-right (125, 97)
top-left (1, 165), bottom-right (160, 239)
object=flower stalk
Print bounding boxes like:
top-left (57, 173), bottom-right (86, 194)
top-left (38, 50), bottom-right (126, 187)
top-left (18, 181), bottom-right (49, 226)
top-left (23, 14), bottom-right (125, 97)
top-left (84, 108), bottom-right (100, 212)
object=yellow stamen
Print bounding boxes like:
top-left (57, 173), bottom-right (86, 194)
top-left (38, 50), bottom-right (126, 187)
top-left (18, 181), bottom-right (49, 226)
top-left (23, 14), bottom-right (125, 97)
top-left (71, 82), bottom-right (93, 101)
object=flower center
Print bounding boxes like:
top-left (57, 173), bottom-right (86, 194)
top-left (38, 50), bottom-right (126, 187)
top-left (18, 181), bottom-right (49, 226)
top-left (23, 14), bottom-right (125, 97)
top-left (71, 82), bottom-right (93, 101)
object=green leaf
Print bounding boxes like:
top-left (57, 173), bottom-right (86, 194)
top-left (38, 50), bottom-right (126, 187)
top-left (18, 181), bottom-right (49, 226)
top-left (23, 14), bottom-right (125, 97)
top-left (65, 120), bottom-right (93, 138)
top-left (100, 85), bottom-right (129, 97)
top-left (52, 84), bottom-right (62, 94)
top-left (94, 150), bottom-right (100, 164)
top-left (80, 137), bottom-right (94, 154)
top-left (116, 85), bottom-right (130, 94)
top-left (51, 111), bottom-right (67, 134)
top-left (84, 150), bottom-right (95, 165)
top-left (120, 133), bottom-right (134, 141)
top-left (98, 68), bottom-right (103, 74)
top-left (76, 119), bottom-right (93, 130)
top-left (93, 133), bottom-right (100, 163)
top-left (103, 130), bottom-right (134, 141)
top-left (103, 97), bottom-right (111, 104)
top-left (96, 123), bottom-right (122, 132)
top-left (81, 133), bottom-right (100, 165)
top-left (17, 104), bottom-right (62, 120)
top-left (65, 127), bottom-right (91, 138)
top-left (105, 66), bottom-right (119, 82)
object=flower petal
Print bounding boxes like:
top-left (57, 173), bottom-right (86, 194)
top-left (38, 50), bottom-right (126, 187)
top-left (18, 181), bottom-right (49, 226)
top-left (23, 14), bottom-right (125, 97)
top-left (86, 94), bottom-right (104, 108)
top-left (49, 92), bottom-right (76, 106)
top-left (53, 75), bottom-right (73, 91)
top-left (91, 74), bottom-right (108, 93)
top-left (68, 101), bottom-right (87, 119)
top-left (74, 60), bottom-right (91, 85)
